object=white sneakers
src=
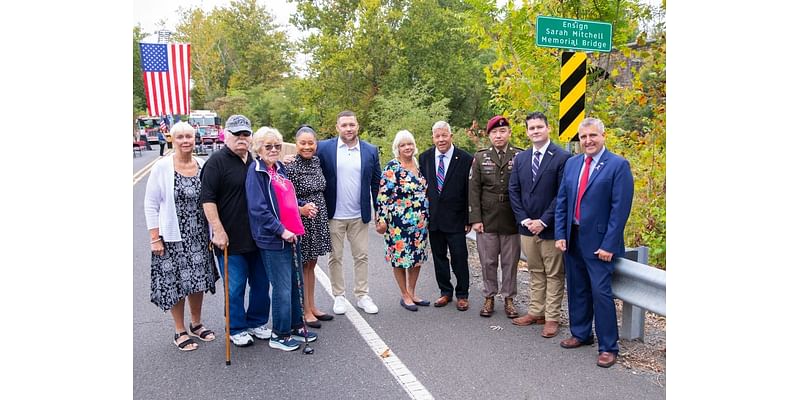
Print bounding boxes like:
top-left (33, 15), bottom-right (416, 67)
top-left (229, 331), bottom-right (254, 347)
top-left (333, 295), bottom-right (379, 314)
top-left (357, 295), bottom-right (379, 314)
top-left (333, 296), bottom-right (347, 314)
top-left (248, 324), bottom-right (272, 340)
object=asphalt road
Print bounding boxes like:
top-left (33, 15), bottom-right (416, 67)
top-left (132, 146), bottom-right (666, 399)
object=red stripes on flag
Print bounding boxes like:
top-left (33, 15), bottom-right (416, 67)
top-left (142, 43), bottom-right (191, 116)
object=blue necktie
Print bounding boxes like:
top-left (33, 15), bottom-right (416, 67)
top-left (531, 151), bottom-right (541, 182)
top-left (436, 154), bottom-right (445, 192)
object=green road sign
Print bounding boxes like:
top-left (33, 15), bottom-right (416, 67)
top-left (536, 16), bottom-right (613, 53)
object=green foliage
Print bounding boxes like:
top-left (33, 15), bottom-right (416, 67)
top-left (463, 0), bottom-right (667, 268)
top-left (365, 86), bottom-right (451, 160)
top-left (291, 0), bottom-right (493, 145)
top-left (595, 32), bottom-right (666, 268)
top-left (173, 0), bottom-right (293, 110)
top-left (132, 25), bottom-right (147, 118)
top-left (132, 0), bottom-right (666, 267)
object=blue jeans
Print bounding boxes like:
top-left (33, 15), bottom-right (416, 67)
top-left (260, 244), bottom-right (303, 337)
top-left (216, 250), bottom-right (270, 335)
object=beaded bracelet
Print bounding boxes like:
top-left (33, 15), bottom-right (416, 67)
top-left (150, 238), bottom-right (162, 244)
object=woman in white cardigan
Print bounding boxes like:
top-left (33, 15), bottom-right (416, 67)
top-left (144, 121), bottom-right (219, 351)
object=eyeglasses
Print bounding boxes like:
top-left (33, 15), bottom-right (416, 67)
top-left (263, 144), bottom-right (282, 151)
top-left (231, 131), bottom-right (252, 137)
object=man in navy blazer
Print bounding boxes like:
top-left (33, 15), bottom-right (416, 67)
top-left (316, 111), bottom-right (382, 315)
top-left (508, 112), bottom-right (569, 338)
top-left (554, 117), bottom-right (634, 368)
top-left (418, 121), bottom-right (474, 311)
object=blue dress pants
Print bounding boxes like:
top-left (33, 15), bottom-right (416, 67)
top-left (216, 250), bottom-right (270, 336)
top-left (564, 225), bottom-right (619, 353)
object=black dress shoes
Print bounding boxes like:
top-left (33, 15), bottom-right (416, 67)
top-left (314, 313), bottom-right (334, 321)
top-left (305, 319), bottom-right (322, 329)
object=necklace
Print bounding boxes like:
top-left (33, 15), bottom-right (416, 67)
top-left (266, 165), bottom-right (287, 189)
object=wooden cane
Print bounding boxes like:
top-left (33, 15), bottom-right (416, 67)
top-left (224, 245), bottom-right (231, 365)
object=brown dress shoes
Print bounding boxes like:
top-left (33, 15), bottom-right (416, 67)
top-left (559, 336), bottom-right (594, 349)
top-left (479, 297), bottom-right (494, 317)
top-left (434, 295), bottom-right (451, 307)
top-left (456, 298), bottom-right (469, 311)
top-left (503, 298), bottom-right (519, 318)
top-left (541, 321), bottom-right (559, 338)
top-left (597, 352), bottom-right (617, 368)
top-left (511, 314), bottom-right (545, 326)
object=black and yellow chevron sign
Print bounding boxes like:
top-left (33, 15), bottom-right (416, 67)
top-left (559, 51), bottom-right (587, 142)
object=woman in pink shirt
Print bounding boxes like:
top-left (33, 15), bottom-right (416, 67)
top-left (245, 127), bottom-right (318, 352)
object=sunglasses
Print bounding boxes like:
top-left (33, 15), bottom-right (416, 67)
top-left (263, 144), bottom-right (282, 151)
top-left (231, 131), bottom-right (252, 137)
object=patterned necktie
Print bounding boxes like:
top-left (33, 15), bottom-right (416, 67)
top-left (531, 151), bottom-right (541, 182)
top-left (574, 156), bottom-right (593, 222)
top-left (436, 154), bottom-right (445, 192)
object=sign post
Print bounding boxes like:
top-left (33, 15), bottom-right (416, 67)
top-left (558, 51), bottom-right (587, 143)
top-left (535, 15), bottom-right (612, 142)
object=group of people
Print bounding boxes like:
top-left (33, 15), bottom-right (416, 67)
top-left (467, 113), bottom-right (634, 368)
top-left (143, 109), bottom-right (634, 368)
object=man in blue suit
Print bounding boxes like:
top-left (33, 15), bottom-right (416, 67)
top-left (554, 117), bottom-right (634, 368)
top-left (316, 111), bottom-right (382, 315)
top-left (508, 112), bottom-right (569, 338)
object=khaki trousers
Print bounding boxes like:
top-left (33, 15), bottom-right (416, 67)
top-left (328, 218), bottom-right (370, 297)
top-left (520, 235), bottom-right (565, 321)
top-left (476, 232), bottom-right (520, 298)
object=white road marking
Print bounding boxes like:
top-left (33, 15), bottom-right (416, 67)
top-left (314, 268), bottom-right (434, 400)
top-left (132, 150), bottom-right (173, 185)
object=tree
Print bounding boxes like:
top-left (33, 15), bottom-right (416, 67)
top-left (366, 86), bottom-right (451, 159)
top-left (463, 0), bottom-right (667, 268)
top-left (133, 25), bottom-right (147, 117)
top-left (291, 0), bottom-right (493, 135)
top-left (174, 0), bottom-right (293, 109)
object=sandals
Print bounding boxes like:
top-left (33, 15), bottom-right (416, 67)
top-left (189, 323), bottom-right (216, 342)
top-left (173, 332), bottom-right (198, 351)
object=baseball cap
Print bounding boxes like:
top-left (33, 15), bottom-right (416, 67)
top-left (225, 115), bottom-right (252, 134)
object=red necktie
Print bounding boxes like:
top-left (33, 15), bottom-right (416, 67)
top-left (574, 156), bottom-right (593, 222)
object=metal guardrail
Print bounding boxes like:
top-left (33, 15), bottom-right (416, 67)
top-left (616, 247), bottom-right (666, 341)
top-left (465, 232), bottom-right (665, 341)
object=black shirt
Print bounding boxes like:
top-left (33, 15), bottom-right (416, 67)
top-left (200, 146), bottom-right (258, 255)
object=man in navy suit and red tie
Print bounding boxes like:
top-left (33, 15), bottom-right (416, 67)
top-left (419, 121), bottom-right (474, 311)
top-left (508, 112), bottom-right (569, 338)
top-left (554, 117), bottom-right (634, 368)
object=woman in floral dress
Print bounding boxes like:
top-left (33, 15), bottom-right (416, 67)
top-left (376, 130), bottom-right (430, 312)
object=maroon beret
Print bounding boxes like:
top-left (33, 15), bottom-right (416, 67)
top-left (486, 115), bottom-right (510, 134)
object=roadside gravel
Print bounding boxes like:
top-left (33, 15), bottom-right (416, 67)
top-left (465, 239), bottom-right (666, 386)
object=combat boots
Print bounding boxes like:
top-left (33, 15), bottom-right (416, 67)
top-left (479, 297), bottom-right (494, 317)
top-left (504, 297), bottom-right (519, 318)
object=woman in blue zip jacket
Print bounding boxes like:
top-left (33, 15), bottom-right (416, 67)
top-left (245, 127), bottom-right (318, 352)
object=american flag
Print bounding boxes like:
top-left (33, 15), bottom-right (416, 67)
top-left (139, 42), bottom-right (191, 116)
top-left (159, 117), bottom-right (167, 132)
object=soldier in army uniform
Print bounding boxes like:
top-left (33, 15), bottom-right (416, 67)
top-left (468, 115), bottom-right (524, 318)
